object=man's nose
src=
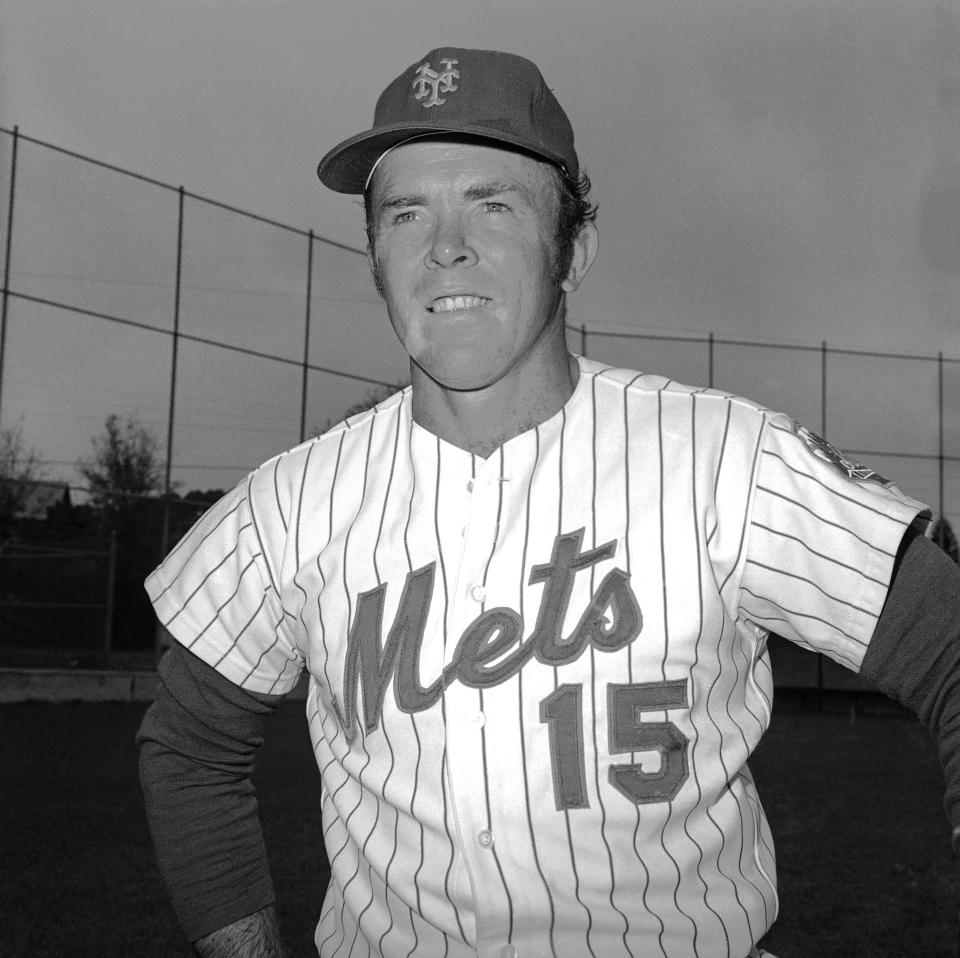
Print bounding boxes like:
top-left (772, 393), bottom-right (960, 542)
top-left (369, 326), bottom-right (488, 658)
top-left (425, 217), bottom-right (478, 269)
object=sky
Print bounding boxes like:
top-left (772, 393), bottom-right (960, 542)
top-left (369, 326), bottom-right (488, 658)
top-left (0, 0), bottom-right (958, 510)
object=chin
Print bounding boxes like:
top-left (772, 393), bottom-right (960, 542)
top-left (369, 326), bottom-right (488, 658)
top-left (416, 357), bottom-right (500, 393)
top-left (428, 370), bottom-right (495, 393)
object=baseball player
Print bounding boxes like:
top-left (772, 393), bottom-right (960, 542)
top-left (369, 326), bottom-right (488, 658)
top-left (138, 48), bottom-right (960, 958)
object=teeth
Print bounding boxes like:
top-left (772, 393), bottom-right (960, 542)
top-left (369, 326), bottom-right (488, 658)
top-left (430, 295), bottom-right (488, 313)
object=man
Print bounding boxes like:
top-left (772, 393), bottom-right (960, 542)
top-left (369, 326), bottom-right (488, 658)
top-left (138, 48), bottom-right (960, 958)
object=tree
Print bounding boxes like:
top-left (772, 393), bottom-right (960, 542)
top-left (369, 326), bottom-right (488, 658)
top-left (77, 415), bottom-right (168, 651)
top-left (79, 414), bottom-right (164, 513)
top-left (930, 517), bottom-right (960, 565)
top-left (0, 419), bottom-right (45, 534)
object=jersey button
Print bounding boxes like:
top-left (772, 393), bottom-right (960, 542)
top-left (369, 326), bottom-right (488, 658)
top-left (476, 828), bottom-right (494, 848)
top-left (466, 479), bottom-right (474, 492)
top-left (470, 585), bottom-right (487, 603)
top-left (466, 710), bottom-right (485, 728)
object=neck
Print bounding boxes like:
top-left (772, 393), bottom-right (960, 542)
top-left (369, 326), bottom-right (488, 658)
top-left (411, 321), bottom-right (579, 458)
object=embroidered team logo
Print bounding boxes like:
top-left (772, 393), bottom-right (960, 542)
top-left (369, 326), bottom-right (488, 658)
top-left (332, 529), bottom-right (642, 741)
top-left (412, 58), bottom-right (460, 108)
top-left (791, 421), bottom-right (891, 486)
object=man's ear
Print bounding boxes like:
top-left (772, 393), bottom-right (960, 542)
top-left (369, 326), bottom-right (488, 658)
top-left (561, 221), bottom-right (599, 293)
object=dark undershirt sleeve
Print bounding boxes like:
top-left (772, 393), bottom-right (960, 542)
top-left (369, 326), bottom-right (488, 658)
top-left (860, 527), bottom-right (960, 845)
top-left (136, 641), bottom-right (286, 942)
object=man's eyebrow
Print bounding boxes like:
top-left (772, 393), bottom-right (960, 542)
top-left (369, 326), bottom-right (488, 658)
top-left (377, 193), bottom-right (428, 212)
top-left (463, 180), bottom-right (527, 202)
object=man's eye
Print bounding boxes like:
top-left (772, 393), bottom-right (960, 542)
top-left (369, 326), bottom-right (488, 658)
top-left (393, 210), bottom-right (419, 224)
top-left (483, 201), bottom-right (510, 213)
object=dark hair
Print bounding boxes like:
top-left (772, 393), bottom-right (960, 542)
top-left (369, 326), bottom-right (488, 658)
top-left (363, 156), bottom-right (597, 290)
top-left (549, 166), bottom-right (598, 284)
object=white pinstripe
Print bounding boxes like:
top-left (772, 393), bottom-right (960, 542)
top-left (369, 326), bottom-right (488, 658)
top-left (147, 356), bottom-right (926, 958)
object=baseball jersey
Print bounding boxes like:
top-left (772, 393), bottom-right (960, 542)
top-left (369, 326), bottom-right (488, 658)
top-left (146, 355), bottom-right (927, 958)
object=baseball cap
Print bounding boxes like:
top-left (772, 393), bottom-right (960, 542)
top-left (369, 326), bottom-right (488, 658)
top-left (317, 47), bottom-right (579, 194)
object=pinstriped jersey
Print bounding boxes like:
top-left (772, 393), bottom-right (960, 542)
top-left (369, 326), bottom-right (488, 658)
top-left (146, 355), bottom-right (927, 958)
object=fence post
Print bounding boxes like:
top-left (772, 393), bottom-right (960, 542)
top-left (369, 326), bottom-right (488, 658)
top-left (156, 187), bottom-right (185, 663)
top-left (820, 340), bottom-right (828, 437)
top-left (0, 126), bottom-right (20, 426)
top-left (300, 230), bottom-right (314, 444)
top-left (939, 351), bottom-right (945, 534)
top-left (163, 186), bottom-right (185, 512)
top-left (103, 530), bottom-right (117, 658)
top-left (817, 339), bottom-right (828, 708)
top-left (161, 186), bottom-right (185, 548)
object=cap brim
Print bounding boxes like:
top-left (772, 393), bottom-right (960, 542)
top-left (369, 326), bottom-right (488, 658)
top-left (317, 121), bottom-right (569, 194)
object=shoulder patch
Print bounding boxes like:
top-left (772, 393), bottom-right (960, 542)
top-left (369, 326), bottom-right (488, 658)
top-left (790, 421), bottom-right (891, 487)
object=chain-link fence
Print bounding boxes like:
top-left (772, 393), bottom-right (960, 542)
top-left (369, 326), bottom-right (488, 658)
top-left (0, 126), bottom-right (956, 676)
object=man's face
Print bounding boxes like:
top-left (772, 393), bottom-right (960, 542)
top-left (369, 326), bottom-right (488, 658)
top-left (367, 140), bottom-right (571, 392)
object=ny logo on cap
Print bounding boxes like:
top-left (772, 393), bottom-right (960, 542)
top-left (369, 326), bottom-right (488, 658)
top-left (412, 58), bottom-right (459, 108)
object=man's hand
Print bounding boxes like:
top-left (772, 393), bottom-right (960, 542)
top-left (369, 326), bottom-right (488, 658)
top-left (194, 905), bottom-right (290, 958)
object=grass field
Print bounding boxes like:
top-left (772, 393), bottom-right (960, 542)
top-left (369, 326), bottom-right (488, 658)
top-left (2, 697), bottom-right (958, 957)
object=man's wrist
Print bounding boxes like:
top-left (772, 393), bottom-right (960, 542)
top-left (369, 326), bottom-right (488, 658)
top-left (193, 905), bottom-right (289, 958)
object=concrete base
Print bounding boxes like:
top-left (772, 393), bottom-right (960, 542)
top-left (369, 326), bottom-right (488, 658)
top-left (0, 668), bottom-right (158, 703)
top-left (0, 668), bottom-right (309, 703)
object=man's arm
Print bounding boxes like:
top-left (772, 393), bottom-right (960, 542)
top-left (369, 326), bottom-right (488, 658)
top-left (861, 527), bottom-right (960, 844)
top-left (136, 641), bottom-right (289, 954)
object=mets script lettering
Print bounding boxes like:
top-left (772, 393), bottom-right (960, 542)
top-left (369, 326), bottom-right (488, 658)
top-left (412, 58), bottom-right (460, 108)
top-left (333, 529), bottom-right (642, 740)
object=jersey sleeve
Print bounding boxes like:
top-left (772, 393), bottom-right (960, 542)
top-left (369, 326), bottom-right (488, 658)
top-left (738, 413), bottom-right (930, 672)
top-left (145, 476), bottom-right (304, 696)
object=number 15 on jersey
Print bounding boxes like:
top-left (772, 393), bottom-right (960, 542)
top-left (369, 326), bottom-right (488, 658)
top-left (539, 679), bottom-right (690, 810)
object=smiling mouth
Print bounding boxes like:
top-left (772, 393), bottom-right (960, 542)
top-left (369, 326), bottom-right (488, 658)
top-left (428, 295), bottom-right (491, 313)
